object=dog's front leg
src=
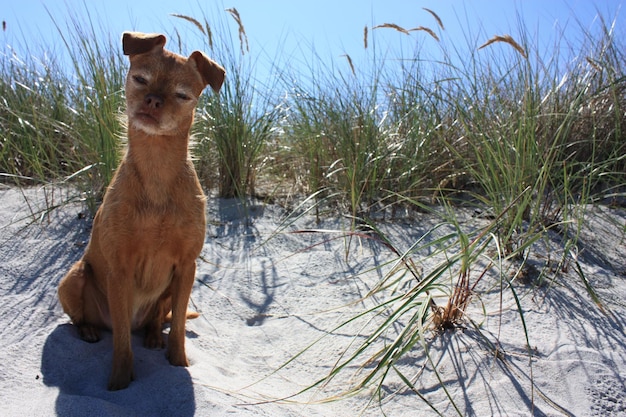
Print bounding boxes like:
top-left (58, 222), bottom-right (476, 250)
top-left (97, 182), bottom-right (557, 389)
top-left (166, 260), bottom-right (196, 367)
top-left (107, 268), bottom-right (135, 391)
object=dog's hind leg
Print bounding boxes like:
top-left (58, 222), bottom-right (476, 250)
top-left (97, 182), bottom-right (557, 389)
top-left (58, 260), bottom-right (102, 342)
top-left (143, 297), bottom-right (168, 349)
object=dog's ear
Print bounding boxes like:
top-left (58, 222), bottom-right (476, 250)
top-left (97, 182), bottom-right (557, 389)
top-left (122, 32), bottom-right (166, 56)
top-left (188, 51), bottom-right (226, 94)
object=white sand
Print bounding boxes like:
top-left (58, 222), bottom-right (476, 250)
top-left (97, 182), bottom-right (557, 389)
top-left (1, 185), bottom-right (624, 416)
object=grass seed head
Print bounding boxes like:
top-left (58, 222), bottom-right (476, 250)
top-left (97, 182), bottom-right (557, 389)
top-left (410, 26), bottom-right (440, 42)
top-left (170, 14), bottom-right (206, 35)
top-left (342, 54), bottom-right (355, 76)
top-left (478, 34), bottom-right (527, 59)
top-left (422, 7), bottom-right (445, 30)
top-left (373, 23), bottom-right (410, 35)
top-left (225, 7), bottom-right (249, 54)
top-left (363, 25), bottom-right (368, 49)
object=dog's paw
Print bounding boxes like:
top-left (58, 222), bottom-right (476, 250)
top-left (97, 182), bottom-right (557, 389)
top-left (166, 348), bottom-right (189, 367)
top-left (108, 368), bottom-right (134, 391)
top-left (143, 330), bottom-right (165, 349)
top-left (78, 324), bottom-right (101, 343)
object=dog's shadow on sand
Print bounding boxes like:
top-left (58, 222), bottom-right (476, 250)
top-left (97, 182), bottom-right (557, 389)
top-left (41, 324), bottom-right (195, 416)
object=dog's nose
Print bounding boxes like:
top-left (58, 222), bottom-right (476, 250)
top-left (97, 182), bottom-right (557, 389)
top-left (144, 94), bottom-right (163, 109)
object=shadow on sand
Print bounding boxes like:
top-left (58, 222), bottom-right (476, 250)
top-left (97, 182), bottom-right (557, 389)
top-left (41, 324), bottom-right (195, 416)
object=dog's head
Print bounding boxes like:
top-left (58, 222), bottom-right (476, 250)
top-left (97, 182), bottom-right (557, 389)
top-left (122, 32), bottom-right (225, 137)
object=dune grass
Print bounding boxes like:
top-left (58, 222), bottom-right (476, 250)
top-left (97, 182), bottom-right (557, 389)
top-left (2, 8), bottom-right (622, 210)
top-left (0, 10), bottom-right (126, 211)
top-left (176, 11), bottom-right (283, 199)
top-left (1, 4), bottom-right (624, 414)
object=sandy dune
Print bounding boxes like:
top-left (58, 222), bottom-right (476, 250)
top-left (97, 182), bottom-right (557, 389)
top-left (1, 186), bottom-right (624, 416)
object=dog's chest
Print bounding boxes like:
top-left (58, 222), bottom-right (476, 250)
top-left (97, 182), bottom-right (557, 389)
top-left (98, 197), bottom-right (204, 290)
top-left (133, 249), bottom-right (174, 300)
top-left (131, 207), bottom-right (203, 283)
top-left (97, 162), bottom-right (205, 298)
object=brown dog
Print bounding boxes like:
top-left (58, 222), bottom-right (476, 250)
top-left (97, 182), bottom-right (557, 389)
top-left (58, 32), bottom-right (225, 391)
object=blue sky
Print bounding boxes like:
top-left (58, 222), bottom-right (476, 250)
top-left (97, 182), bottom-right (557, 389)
top-left (2, 0), bottom-right (624, 80)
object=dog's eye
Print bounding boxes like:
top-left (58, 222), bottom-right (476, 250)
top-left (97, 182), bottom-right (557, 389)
top-left (133, 75), bottom-right (148, 85)
top-left (176, 93), bottom-right (191, 101)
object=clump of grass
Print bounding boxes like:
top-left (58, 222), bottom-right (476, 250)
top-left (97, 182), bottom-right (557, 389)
top-left (459, 18), bottom-right (623, 256)
top-left (0, 7), bottom-right (125, 211)
top-left (275, 8), bottom-right (625, 413)
top-left (285, 58), bottom-right (393, 221)
top-left (279, 202), bottom-right (532, 414)
top-left (0, 51), bottom-right (77, 182)
top-left (444, 33), bottom-right (544, 255)
top-left (382, 60), bottom-right (451, 204)
top-left (282, 17), bottom-right (451, 220)
top-left (178, 11), bottom-right (281, 199)
top-left (52, 10), bottom-right (126, 209)
top-left (5, 6), bottom-right (622, 216)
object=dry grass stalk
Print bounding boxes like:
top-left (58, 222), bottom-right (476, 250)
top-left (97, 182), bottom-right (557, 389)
top-left (586, 56), bottom-right (602, 72)
top-left (422, 7), bottom-right (445, 30)
top-left (225, 7), bottom-right (249, 54)
top-left (441, 272), bottom-right (471, 327)
top-left (409, 26), bottom-right (439, 42)
top-left (374, 23), bottom-right (439, 42)
top-left (204, 23), bottom-right (214, 50)
top-left (171, 14), bottom-right (206, 35)
top-left (373, 23), bottom-right (410, 35)
top-left (342, 54), bottom-right (355, 76)
top-left (363, 25), bottom-right (368, 49)
top-left (478, 34), bottom-right (527, 59)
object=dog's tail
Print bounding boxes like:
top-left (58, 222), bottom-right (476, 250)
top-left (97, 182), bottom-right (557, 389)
top-left (164, 310), bottom-right (200, 322)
